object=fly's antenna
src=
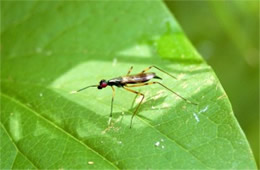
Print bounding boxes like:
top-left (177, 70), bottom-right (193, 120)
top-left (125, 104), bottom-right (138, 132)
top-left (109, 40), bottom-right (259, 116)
top-left (70, 85), bottom-right (98, 94)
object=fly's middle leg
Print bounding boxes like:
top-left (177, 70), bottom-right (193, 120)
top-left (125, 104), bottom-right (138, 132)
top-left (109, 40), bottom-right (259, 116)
top-left (123, 87), bottom-right (144, 128)
top-left (140, 66), bottom-right (153, 73)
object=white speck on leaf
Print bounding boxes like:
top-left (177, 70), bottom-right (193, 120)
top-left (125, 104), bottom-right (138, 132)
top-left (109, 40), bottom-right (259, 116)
top-left (198, 106), bottom-right (208, 114)
top-left (161, 139), bottom-right (164, 142)
top-left (88, 161), bottom-right (94, 165)
top-left (39, 93), bottom-right (43, 97)
top-left (162, 145), bottom-right (165, 149)
top-left (193, 106), bottom-right (208, 122)
top-left (193, 113), bottom-right (200, 122)
top-left (155, 141), bottom-right (160, 147)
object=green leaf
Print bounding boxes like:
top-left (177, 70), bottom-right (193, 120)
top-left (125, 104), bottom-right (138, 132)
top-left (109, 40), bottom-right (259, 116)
top-left (1, 1), bottom-right (257, 169)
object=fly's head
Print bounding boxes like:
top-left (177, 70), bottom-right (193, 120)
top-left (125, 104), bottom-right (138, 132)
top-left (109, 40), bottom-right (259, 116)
top-left (98, 79), bottom-right (108, 89)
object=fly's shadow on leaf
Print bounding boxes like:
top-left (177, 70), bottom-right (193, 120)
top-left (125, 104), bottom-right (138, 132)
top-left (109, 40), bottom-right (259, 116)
top-left (127, 91), bottom-right (168, 122)
top-left (106, 90), bottom-right (168, 127)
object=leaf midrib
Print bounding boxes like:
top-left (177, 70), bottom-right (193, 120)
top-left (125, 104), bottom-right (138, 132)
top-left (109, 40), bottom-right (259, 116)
top-left (0, 122), bottom-right (38, 169)
top-left (0, 93), bottom-right (119, 169)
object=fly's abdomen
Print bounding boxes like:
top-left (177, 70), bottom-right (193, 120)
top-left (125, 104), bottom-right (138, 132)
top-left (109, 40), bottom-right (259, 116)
top-left (121, 72), bottom-right (156, 84)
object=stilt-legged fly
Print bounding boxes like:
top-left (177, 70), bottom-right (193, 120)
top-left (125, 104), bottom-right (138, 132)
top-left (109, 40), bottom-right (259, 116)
top-left (71, 66), bottom-right (197, 128)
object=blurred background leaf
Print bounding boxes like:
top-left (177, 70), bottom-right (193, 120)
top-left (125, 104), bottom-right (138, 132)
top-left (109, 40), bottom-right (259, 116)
top-left (0, 1), bottom-right (258, 169)
top-left (165, 0), bottom-right (259, 166)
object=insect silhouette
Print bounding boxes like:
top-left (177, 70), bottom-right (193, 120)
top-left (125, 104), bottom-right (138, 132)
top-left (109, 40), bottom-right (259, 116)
top-left (71, 66), bottom-right (197, 128)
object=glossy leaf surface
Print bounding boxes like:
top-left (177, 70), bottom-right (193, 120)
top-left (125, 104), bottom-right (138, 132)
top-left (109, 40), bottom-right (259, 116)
top-left (0, 1), bottom-right (257, 169)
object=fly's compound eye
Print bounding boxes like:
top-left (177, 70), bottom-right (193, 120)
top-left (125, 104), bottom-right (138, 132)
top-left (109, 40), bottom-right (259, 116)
top-left (98, 79), bottom-right (107, 89)
top-left (101, 82), bottom-right (107, 88)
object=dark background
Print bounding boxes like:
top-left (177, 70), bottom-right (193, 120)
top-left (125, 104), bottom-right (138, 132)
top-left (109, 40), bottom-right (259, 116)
top-left (165, 1), bottom-right (259, 165)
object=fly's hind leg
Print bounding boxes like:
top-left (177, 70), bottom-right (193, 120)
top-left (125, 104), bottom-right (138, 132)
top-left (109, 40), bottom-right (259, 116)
top-left (123, 87), bottom-right (144, 128)
top-left (123, 81), bottom-right (197, 128)
top-left (141, 66), bottom-right (177, 79)
top-left (126, 82), bottom-right (197, 105)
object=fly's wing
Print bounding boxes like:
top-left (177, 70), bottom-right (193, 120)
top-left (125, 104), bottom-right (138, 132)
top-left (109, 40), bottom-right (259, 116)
top-left (121, 73), bottom-right (156, 84)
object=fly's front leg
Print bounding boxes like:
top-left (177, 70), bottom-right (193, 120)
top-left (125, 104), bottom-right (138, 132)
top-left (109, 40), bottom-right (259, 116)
top-left (123, 87), bottom-right (144, 128)
top-left (109, 86), bottom-right (116, 125)
top-left (126, 66), bottom-right (133, 76)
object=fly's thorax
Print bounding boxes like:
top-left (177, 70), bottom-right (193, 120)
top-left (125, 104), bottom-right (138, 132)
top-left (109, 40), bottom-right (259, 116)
top-left (108, 77), bottom-right (124, 86)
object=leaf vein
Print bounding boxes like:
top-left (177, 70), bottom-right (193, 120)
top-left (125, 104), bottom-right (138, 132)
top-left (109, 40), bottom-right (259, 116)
top-left (0, 122), bottom-right (39, 169)
top-left (1, 93), bottom-right (119, 169)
